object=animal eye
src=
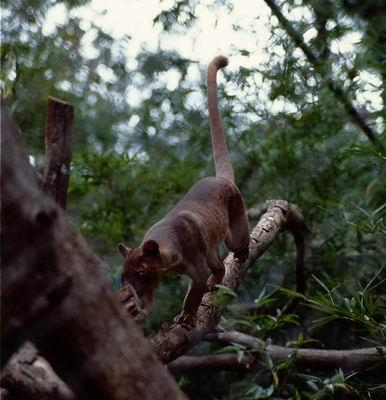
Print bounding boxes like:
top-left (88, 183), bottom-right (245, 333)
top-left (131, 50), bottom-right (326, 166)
top-left (135, 271), bottom-right (144, 278)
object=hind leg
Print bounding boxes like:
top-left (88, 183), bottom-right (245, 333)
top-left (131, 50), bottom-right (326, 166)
top-left (225, 192), bottom-right (250, 262)
top-left (206, 250), bottom-right (225, 291)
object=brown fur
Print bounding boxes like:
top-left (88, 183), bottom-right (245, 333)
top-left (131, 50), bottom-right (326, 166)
top-left (119, 56), bottom-right (250, 328)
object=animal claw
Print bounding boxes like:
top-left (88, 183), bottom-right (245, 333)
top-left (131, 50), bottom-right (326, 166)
top-left (174, 312), bottom-right (196, 330)
top-left (234, 248), bottom-right (249, 263)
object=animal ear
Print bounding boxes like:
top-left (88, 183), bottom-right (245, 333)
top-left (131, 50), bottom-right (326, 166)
top-left (118, 243), bottom-right (132, 258)
top-left (142, 240), bottom-right (160, 258)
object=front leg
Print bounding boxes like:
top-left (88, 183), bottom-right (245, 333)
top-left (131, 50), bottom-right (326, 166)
top-left (206, 250), bottom-right (225, 291)
top-left (175, 271), bottom-right (208, 330)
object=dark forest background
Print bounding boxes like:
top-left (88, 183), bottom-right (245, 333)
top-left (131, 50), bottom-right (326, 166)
top-left (1, 0), bottom-right (385, 398)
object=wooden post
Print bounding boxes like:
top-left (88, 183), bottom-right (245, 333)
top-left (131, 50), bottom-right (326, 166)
top-left (42, 97), bottom-right (74, 209)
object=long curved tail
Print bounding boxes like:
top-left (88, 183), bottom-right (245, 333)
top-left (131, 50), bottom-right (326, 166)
top-left (207, 56), bottom-right (234, 183)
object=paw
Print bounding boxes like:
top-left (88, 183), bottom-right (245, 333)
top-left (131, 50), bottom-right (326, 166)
top-left (206, 277), bottom-right (219, 292)
top-left (174, 312), bottom-right (196, 330)
top-left (206, 283), bottom-right (219, 292)
top-left (206, 273), bottom-right (224, 292)
top-left (125, 300), bottom-right (139, 316)
top-left (234, 248), bottom-right (249, 263)
top-left (117, 284), bottom-right (143, 320)
top-left (134, 311), bottom-right (146, 324)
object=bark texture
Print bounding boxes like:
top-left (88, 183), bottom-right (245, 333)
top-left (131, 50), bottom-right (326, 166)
top-left (1, 100), bottom-right (187, 400)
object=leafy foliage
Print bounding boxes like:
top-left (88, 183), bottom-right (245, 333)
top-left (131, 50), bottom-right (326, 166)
top-left (1, 0), bottom-right (385, 398)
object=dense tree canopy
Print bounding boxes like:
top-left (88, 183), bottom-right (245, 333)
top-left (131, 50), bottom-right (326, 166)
top-left (1, 0), bottom-right (385, 399)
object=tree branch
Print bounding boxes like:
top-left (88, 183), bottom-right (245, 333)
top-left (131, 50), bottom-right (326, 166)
top-left (169, 354), bottom-right (257, 373)
top-left (1, 343), bottom-right (75, 400)
top-left (168, 346), bottom-right (385, 373)
top-left (168, 330), bottom-right (386, 373)
top-left (204, 331), bottom-right (386, 370)
top-left (42, 97), bottom-right (74, 209)
top-left (1, 100), bottom-right (186, 400)
top-left (263, 0), bottom-right (381, 147)
top-left (150, 200), bottom-right (308, 363)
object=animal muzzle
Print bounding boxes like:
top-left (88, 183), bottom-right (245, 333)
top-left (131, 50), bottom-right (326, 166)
top-left (117, 283), bottom-right (143, 319)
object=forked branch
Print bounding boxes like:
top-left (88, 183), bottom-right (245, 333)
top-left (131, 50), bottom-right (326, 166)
top-left (150, 200), bottom-right (308, 363)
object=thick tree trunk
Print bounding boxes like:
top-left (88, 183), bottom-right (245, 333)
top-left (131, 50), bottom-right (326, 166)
top-left (2, 98), bottom-right (75, 400)
top-left (1, 100), bottom-right (187, 400)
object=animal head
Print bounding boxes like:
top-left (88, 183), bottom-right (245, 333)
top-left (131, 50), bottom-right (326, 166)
top-left (118, 240), bottom-right (162, 319)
